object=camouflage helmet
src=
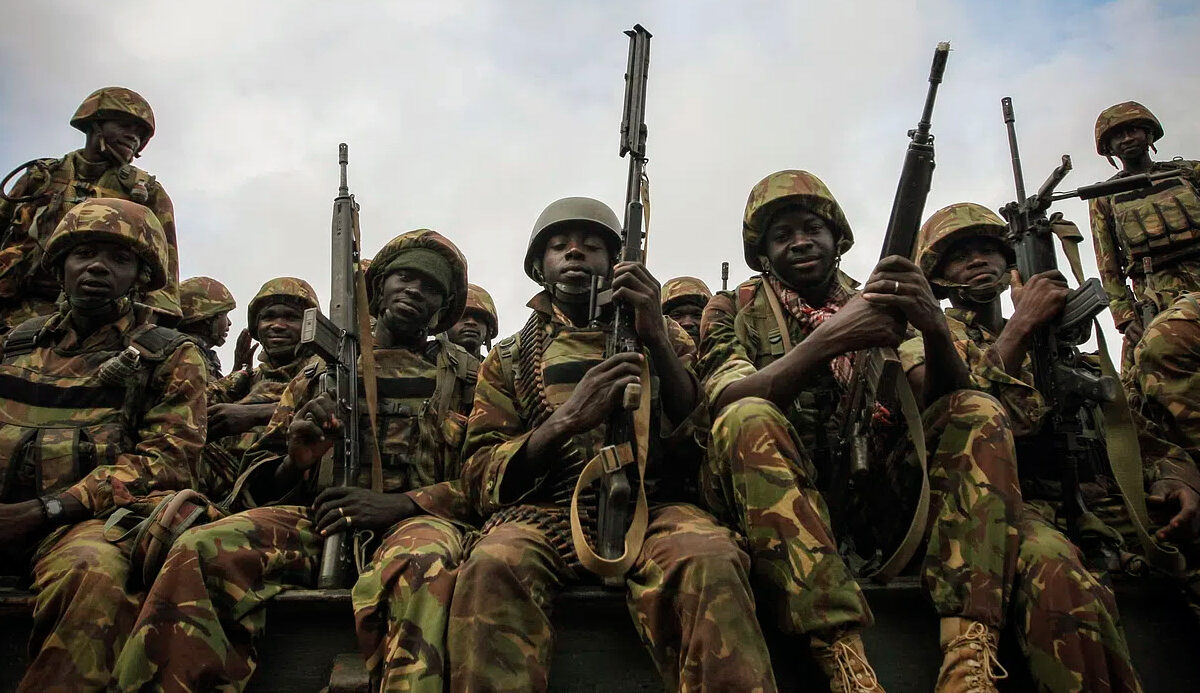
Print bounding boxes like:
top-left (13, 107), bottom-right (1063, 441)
top-left (916, 202), bottom-right (1014, 279)
top-left (463, 283), bottom-right (499, 339)
top-left (70, 87), bottom-right (156, 150)
top-left (1094, 101), bottom-right (1164, 156)
top-left (41, 198), bottom-right (169, 291)
top-left (247, 277), bottom-right (320, 340)
top-left (524, 197), bottom-right (622, 281)
top-left (661, 276), bottom-right (713, 312)
top-left (367, 229), bottom-right (468, 333)
top-left (178, 276), bottom-right (237, 325)
top-left (743, 170), bottom-right (854, 272)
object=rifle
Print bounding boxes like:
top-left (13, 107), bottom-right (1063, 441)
top-left (721, 261), bottom-right (729, 291)
top-left (300, 143), bottom-right (365, 589)
top-left (832, 42), bottom-right (949, 504)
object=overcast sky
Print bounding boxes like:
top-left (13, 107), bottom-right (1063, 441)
top-left (3, 0), bottom-right (1198, 365)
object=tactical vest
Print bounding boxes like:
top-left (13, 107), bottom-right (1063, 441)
top-left (0, 314), bottom-right (190, 502)
top-left (1110, 162), bottom-right (1200, 273)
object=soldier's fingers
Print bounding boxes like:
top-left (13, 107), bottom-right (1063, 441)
top-left (313, 486), bottom-right (351, 507)
top-left (289, 419), bottom-right (326, 442)
top-left (313, 500), bottom-right (347, 531)
top-left (316, 513), bottom-right (348, 536)
top-left (614, 261), bottom-right (657, 286)
top-left (597, 352), bottom-right (643, 371)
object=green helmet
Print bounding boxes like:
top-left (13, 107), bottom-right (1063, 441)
top-left (41, 198), bottom-right (169, 291)
top-left (523, 197), bottom-right (622, 281)
top-left (247, 277), bottom-right (320, 339)
top-left (178, 276), bottom-right (237, 325)
top-left (367, 229), bottom-right (468, 332)
top-left (70, 87), bottom-right (156, 152)
top-left (464, 283), bottom-right (499, 340)
top-left (742, 170), bottom-right (854, 272)
top-left (1094, 101), bottom-right (1163, 156)
top-left (661, 276), bottom-right (712, 312)
top-left (916, 202), bottom-right (1014, 280)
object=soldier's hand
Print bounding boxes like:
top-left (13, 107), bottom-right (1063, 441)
top-left (861, 255), bottom-right (945, 335)
top-left (0, 500), bottom-right (46, 549)
top-left (548, 352), bottom-right (644, 435)
top-left (312, 487), bottom-right (418, 535)
top-left (287, 392), bottom-right (342, 472)
top-left (208, 403), bottom-right (261, 438)
top-left (1123, 320), bottom-right (1145, 348)
top-left (612, 261), bottom-right (667, 346)
top-left (233, 329), bottom-right (259, 372)
top-left (1010, 270), bottom-right (1070, 333)
top-left (1148, 479), bottom-right (1200, 543)
top-left (809, 294), bottom-right (905, 357)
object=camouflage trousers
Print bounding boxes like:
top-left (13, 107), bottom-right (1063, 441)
top-left (705, 390), bottom-right (1022, 636)
top-left (110, 505), bottom-right (322, 692)
top-left (1013, 504), bottom-right (1141, 693)
top-left (446, 502), bottom-right (776, 693)
top-left (352, 515), bottom-right (468, 693)
top-left (18, 519), bottom-right (142, 693)
top-left (1131, 293), bottom-right (1200, 458)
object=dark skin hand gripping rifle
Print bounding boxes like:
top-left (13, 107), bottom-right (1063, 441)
top-left (300, 143), bottom-right (365, 589)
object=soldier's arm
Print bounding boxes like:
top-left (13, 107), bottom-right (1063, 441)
top-left (206, 368), bottom-right (253, 405)
top-left (1088, 196), bottom-right (1135, 330)
top-left (459, 346), bottom-right (537, 515)
top-left (0, 170), bottom-right (44, 298)
top-left (657, 317), bottom-right (707, 443)
top-left (238, 366), bottom-right (319, 504)
top-left (62, 342), bottom-right (207, 517)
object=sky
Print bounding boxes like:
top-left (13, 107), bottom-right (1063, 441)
top-left (3, 0), bottom-right (1198, 366)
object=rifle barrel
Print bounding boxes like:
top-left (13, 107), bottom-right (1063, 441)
top-left (338, 143), bottom-right (349, 197)
top-left (916, 42), bottom-right (950, 141)
top-left (1001, 97), bottom-right (1027, 204)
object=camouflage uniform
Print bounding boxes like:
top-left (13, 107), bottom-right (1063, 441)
top-left (111, 230), bottom-right (480, 692)
top-left (0, 88), bottom-right (181, 331)
top-left (178, 276), bottom-right (236, 379)
top-left (199, 277), bottom-right (321, 499)
top-left (0, 198), bottom-right (205, 692)
top-left (450, 288), bottom-right (774, 693)
top-left (661, 276), bottom-right (712, 347)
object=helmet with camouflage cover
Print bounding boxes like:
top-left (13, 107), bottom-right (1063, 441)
top-left (464, 283), bottom-right (499, 340)
top-left (367, 229), bottom-right (468, 332)
top-left (743, 170), bottom-right (853, 272)
top-left (247, 277), bottom-right (320, 339)
top-left (524, 197), bottom-right (622, 281)
top-left (41, 198), bottom-right (169, 291)
top-left (916, 203), bottom-right (1014, 279)
top-left (70, 87), bottom-right (156, 151)
top-left (178, 276), bottom-right (237, 325)
top-left (661, 276), bottom-right (713, 312)
top-left (1094, 101), bottom-right (1163, 156)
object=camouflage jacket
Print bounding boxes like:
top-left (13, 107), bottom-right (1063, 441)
top-left (0, 149), bottom-right (180, 326)
top-left (461, 291), bottom-right (705, 518)
top-left (238, 338), bottom-right (478, 514)
top-left (697, 272), bottom-right (858, 465)
top-left (205, 351), bottom-right (316, 456)
top-left (199, 346), bottom-right (222, 381)
top-left (1088, 159), bottom-right (1200, 329)
top-left (898, 307), bottom-right (1047, 437)
top-left (0, 305), bottom-right (205, 515)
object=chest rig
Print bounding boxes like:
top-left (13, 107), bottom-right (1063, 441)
top-left (1109, 162), bottom-right (1200, 274)
top-left (0, 314), bottom-right (189, 502)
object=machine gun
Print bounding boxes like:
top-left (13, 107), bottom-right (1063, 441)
top-left (833, 42), bottom-right (949, 501)
top-left (300, 143), bottom-right (366, 589)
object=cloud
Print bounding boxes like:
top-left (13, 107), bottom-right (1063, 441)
top-left (3, 0), bottom-right (1198, 367)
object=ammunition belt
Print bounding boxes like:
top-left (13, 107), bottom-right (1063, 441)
top-left (481, 504), bottom-right (585, 572)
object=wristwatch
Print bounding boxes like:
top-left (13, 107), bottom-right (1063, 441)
top-left (38, 495), bottom-right (65, 526)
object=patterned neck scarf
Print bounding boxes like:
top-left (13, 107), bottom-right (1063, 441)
top-left (767, 274), bottom-right (855, 384)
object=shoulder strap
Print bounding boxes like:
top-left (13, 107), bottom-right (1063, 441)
top-left (496, 333), bottom-right (519, 393)
top-left (1, 315), bottom-right (55, 360)
top-left (757, 274), bottom-right (794, 353)
top-left (128, 324), bottom-right (192, 361)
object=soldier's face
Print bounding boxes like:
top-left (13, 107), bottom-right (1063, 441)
top-left (256, 303), bottom-right (303, 353)
top-left (61, 241), bottom-right (140, 301)
top-left (212, 311), bottom-right (233, 347)
top-left (666, 303), bottom-right (704, 344)
top-left (939, 236), bottom-right (1008, 290)
top-left (447, 310), bottom-right (487, 353)
top-left (540, 228), bottom-right (612, 288)
top-left (763, 208), bottom-right (837, 289)
top-left (94, 116), bottom-right (149, 162)
top-left (1106, 124), bottom-right (1151, 160)
top-left (379, 270), bottom-right (446, 334)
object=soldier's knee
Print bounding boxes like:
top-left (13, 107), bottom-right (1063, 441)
top-left (946, 389), bottom-right (1012, 428)
top-left (711, 396), bottom-right (789, 442)
top-left (460, 526), bottom-right (535, 582)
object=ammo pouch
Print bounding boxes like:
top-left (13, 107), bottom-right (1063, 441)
top-left (103, 489), bottom-right (227, 589)
top-left (1113, 173), bottom-right (1200, 268)
top-left (0, 427), bottom-right (93, 502)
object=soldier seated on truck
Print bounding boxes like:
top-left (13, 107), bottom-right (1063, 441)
top-left (446, 196), bottom-right (775, 692)
top-left (0, 198), bottom-right (206, 691)
top-left (660, 276), bottom-right (712, 347)
top-left (444, 282), bottom-right (499, 360)
top-left (697, 170), bottom-right (1027, 693)
top-left (109, 230), bottom-right (480, 692)
top-left (901, 202), bottom-right (1143, 691)
top-left (177, 276), bottom-right (237, 379)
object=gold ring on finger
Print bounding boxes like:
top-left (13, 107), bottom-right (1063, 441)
top-left (345, 515), bottom-right (353, 527)
top-left (892, 280), bottom-right (900, 294)
top-left (338, 507), bottom-right (346, 518)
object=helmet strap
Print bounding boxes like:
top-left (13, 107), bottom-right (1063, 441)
top-left (938, 272), bottom-right (1012, 305)
top-left (1106, 155), bottom-right (1118, 169)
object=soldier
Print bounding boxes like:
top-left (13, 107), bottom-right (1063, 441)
top-left (698, 171), bottom-right (1025, 692)
top-left (200, 277), bottom-right (322, 499)
top-left (0, 198), bottom-right (205, 692)
top-left (444, 282), bottom-right (498, 359)
top-left (448, 197), bottom-right (774, 692)
top-left (111, 229), bottom-right (479, 692)
top-left (177, 276), bottom-right (236, 379)
top-left (903, 202), bottom-right (1142, 692)
top-left (0, 87), bottom-right (181, 332)
top-left (660, 276), bottom-right (712, 346)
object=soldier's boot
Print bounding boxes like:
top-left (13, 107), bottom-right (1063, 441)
top-left (811, 632), bottom-right (884, 692)
top-left (934, 617), bottom-right (1007, 693)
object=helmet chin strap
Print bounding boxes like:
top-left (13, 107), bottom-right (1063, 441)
top-left (936, 272), bottom-right (1013, 304)
top-left (68, 292), bottom-right (132, 322)
top-left (549, 281), bottom-right (592, 304)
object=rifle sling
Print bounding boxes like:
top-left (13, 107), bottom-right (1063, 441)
top-left (569, 356), bottom-right (652, 579)
top-left (1054, 231), bottom-right (1184, 576)
top-left (354, 232), bottom-right (384, 494)
top-left (759, 275), bottom-right (794, 353)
